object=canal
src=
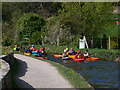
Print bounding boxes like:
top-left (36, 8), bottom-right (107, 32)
top-left (47, 55), bottom-right (119, 89)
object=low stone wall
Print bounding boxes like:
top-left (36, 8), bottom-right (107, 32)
top-left (0, 53), bottom-right (14, 89)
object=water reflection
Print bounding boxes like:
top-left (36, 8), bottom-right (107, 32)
top-left (47, 55), bottom-right (119, 88)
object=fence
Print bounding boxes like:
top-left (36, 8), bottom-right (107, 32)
top-left (86, 36), bottom-right (119, 49)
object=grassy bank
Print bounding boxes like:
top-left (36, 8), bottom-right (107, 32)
top-left (35, 45), bottom-right (119, 61)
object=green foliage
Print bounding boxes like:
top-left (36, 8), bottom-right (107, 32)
top-left (59, 2), bottom-right (114, 37)
top-left (107, 37), bottom-right (118, 49)
top-left (17, 13), bottom-right (45, 42)
top-left (2, 38), bottom-right (12, 46)
top-left (30, 31), bottom-right (42, 44)
top-left (59, 38), bottom-right (70, 46)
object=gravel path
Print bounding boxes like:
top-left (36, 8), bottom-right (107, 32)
top-left (14, 54), bottom-right (73, 88)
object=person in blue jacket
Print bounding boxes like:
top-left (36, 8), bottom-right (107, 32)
top-left (24, 46), bottom-right (32, 53)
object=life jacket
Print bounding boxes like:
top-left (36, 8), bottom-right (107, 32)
top-left (30, 47), bottom-right (35, 51)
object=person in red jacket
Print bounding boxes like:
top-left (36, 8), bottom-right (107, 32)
top-left (75, 50), bottom-right (84, 59)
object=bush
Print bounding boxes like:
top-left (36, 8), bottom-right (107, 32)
top-left (17, 13), bottom-right (45, 41)
top-left (2, 38), bottom-right (12, 46)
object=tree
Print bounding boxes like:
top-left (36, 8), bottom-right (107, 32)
top-left (16, 13), bottom-right (45, 43)
top-left (58, 2), bottom-right (114, 38)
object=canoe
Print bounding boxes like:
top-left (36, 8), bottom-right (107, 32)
top-left (54, 54), bottom-right (62, 58)
top-left (73, 58), bottom-right (85, 61)
top-left (38, 57), bottom-right (47, 59)
top-left (68, 55), bottom-right (75, 59)
top-left (86, 57), bottom-right (100, 61)
top-left (31, 51), bottom-right (37, 54)
top-left (32, 53), bottom-right (38, 56)
top-left (24, 52), bottom-right (31, 55)
top-left (62, 57), bottom-right (71, 60)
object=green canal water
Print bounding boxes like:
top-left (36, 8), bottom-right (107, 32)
top-left (47, 55), bottom-right (119, 89)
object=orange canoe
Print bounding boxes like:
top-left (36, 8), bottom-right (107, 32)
top-left (54, 55), bottom-right (62, 58)
top-left (86, 57), bottom-right (100, 61)
top-left (68, 55), bottom-right (75, 59)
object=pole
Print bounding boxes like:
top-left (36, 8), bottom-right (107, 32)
top-left (57, 36), bottom-right (59, 46)
top-left (108, 36), bottom-right (110, 49)
top-left (84, 36), bottom-right (89, 49)
top-left (91, 37), bottom-right (93, 48)
top-left (101, 38), bottom-right (102, 49)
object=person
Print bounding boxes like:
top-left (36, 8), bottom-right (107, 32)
top-left (13, 45), bottom-right (19, 51)
top-left (64, 48), bottom-right (69, 53)
top-left (38, 47), bottom-right (47, 57)
top-left (24, 46), bottom-right (32, 53)
top-left (83, 50), bottom-right (90, 59)
top-left (69, 48), bottom-right (76, 55)
top-left (62, 51), bottom-right (68, 58)
top-left (30, 45), bottom-right (35, 51)
top-left (75, 50), bottom-right (84, 59)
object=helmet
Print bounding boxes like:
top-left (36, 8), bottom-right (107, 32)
top-left (31, 45), bottom-right (35, 47)
top-left (66, 48), bottom-right (68, 50)
top-left (77, 50), bottom-right (81, 53)
top-left (27, 46), bottom-right (30, 48)
top-left (36, 50), bottom-right (39, 52)
top-left (39, 48), bottom-right (43, 52)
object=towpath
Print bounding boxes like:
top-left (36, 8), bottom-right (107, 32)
top-left (14, 54), bottom-right (73, 88)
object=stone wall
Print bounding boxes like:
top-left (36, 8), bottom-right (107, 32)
top-left (0, 53), bottom-right (14, 89)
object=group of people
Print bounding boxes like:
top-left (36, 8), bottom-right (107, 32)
top-left (24, 44), bottom-right (47, 57)
top-left (62, 48), bottom-right (90, 59)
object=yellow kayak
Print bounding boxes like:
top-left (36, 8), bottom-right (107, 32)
top-left (24, 52), bottom-right (31, 55)
top-left (68, 55), bottom-right (75, 59)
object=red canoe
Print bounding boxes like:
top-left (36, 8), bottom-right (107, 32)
top-left (73, 58), bottom-right (85, 61)
top-left (38, 57), bottom-right (47, 59)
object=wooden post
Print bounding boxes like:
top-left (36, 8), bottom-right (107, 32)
top-left (101, 38), bottom-right (102, 49)
top-left (108, 36), bottom-right (110, 49)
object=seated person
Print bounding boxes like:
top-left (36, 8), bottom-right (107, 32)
top-left (38, 47), bottom-right (47, 57)
top-left (69, 48), bottom-right (76, 55)
top-left (62, 52), bottom-right (68, 58)
top-left (83, 50), bottom-right (90, 59)
top-left (13, 45), bottom-right (19, 51)
top-left (24, 46), bottom-right (31, 53)
top-left (64, 48), bottom-right (69, 53)
top-left (75, 50), bottom-right (84, 59)
top-left (30, 45), bottom-right (36, 51)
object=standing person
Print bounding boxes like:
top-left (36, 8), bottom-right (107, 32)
top-left (83, 50), bottom-right (90, 59)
